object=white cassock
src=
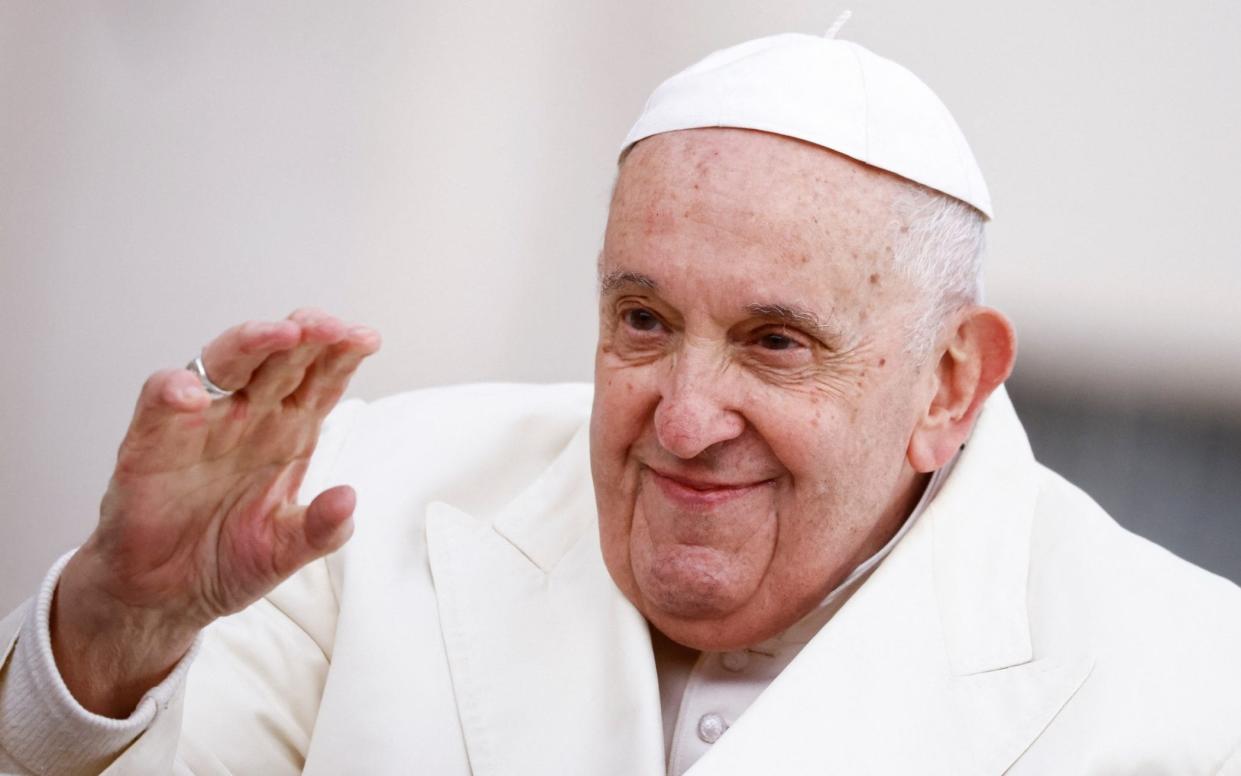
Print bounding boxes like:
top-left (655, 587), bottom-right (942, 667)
top-left (2, 383), bottom-right (1241, 775)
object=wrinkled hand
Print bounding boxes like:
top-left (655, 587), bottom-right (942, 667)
top-left (52, 309), bottom-right (381, 717)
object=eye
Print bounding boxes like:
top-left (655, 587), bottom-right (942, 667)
top-left (623, 307), bottom-right (662, 332)
top-left (758, 332), bottom-right (798, 351)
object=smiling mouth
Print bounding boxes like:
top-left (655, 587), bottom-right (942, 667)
top-left (647, 468), bottom-right (774, 507)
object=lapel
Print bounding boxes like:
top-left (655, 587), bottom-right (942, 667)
top-left (425, 424), bottom-right (665, 776)
top-left (687, 388), bottom-right (1094, 776)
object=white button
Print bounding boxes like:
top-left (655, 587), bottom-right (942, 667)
top-left (697, 712), bottom-right (729, 744)
top-left (721, 650), bottom-right (749, 672)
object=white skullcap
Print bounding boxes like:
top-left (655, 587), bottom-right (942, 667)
top-left (621, 31), bottom-right (993, 219)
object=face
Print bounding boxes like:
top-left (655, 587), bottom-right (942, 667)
top-left (591, 128), bottom-right (937, 650)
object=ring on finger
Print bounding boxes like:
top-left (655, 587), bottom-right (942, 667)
top-left (186, 355), bottom-right (236, 400)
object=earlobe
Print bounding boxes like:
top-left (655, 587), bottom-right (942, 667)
top-left (907, 307), bottom-right (1016, 473)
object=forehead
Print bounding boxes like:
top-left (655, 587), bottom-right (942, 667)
top-left (619, 127), bottom-right (898, 203)
top-left (604, 129), bottom-right (913, 313)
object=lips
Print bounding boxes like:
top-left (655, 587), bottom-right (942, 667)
top-left (647, 467), bottom-right (773, 508)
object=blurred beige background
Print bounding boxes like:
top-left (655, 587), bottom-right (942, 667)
top-left (2, 1), bottom-right (1239, 613)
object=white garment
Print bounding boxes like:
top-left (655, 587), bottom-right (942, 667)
top-left (1, 383), bottom-right (1240, 775)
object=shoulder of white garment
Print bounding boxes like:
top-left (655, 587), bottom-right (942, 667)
top-left (303, 383), bottom-right (596, 527)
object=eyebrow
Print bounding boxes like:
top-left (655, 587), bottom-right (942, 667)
top-left (599, 269), bottom-right (658, 294)
top-left (745, 302), bottom-right (845, 343)
top-left (598, 270), bottom-right (848, 345)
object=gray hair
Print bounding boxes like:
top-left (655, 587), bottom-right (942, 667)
top-left (889, 185), bottom-right (987, 358)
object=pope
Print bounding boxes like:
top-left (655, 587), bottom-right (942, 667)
top-left (2, 24), bottom-right (1240, 776)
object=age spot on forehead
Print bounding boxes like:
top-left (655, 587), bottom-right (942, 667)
top-left (869, 273), bottom-right (881, 285)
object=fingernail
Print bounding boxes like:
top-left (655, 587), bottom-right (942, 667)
top-left (178, 386), bottom-right (202, 405)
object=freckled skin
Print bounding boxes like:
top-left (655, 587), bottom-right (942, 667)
top-left (591, 128), bottom-right (939, 650)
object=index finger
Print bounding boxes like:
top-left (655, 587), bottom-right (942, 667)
top-left (199, 319), bottom-right (302, 392)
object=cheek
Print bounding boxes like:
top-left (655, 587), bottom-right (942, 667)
top-left (766, 384), bottom-right (919, 543)
top-left (590, 363), bottom-right (660, 589)
top-left (752, 397), bottom-right (841, 478)
top-left (754, 399), bottom-right (886, 542)
top-left (591, 355), bottom-right (663, 450)
top-left (591, 414), bottom-right (638, 599)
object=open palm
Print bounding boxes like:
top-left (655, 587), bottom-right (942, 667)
top-left (54, 309), bottom-right (380, 716)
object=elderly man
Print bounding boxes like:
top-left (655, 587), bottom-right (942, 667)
top-left (3, 29), bottom-right (1241, 776)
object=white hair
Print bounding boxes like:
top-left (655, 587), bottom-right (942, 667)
top-left (889, 185), bottom-right (987, 358)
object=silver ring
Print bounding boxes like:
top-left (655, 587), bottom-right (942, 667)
top-left (186, 355), bottom-right (236, 400)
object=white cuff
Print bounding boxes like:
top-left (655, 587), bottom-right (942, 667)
top-left (0, 550), bottom-right (201, 775)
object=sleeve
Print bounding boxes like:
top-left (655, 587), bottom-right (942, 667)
top-left (0, 398), bottom-right (366, 776)
top-left (0, 552), bottom-right (201, 776)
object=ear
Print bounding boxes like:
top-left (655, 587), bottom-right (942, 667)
top-left (907, 307), bottom-right (1016, 473)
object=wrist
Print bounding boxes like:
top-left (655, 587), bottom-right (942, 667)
top-left (50, 550), bottom-right (200, 718)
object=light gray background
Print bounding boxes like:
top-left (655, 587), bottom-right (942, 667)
top-left (2, 1), bottom-right (1239, 613)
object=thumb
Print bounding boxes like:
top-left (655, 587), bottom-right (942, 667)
top-left (304, 484), bottom-right (357, 552)
top-left (272, 485), bottom-right (357, 575)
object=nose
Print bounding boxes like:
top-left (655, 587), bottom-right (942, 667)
top-left (653, 345), bottom-right (745, 460)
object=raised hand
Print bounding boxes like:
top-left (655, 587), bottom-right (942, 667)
top-left (50, 309), bottom-right (381, 718)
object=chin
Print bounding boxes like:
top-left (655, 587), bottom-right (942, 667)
top-left (636, 556), bottom-right (825, 650)
top-left (645, 609), bottom-right (774, 652)
top-left (634, 544), bottom-right (757, 622)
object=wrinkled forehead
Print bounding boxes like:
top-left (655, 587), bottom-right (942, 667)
top-left (609, 128), bottom-right (910, 259)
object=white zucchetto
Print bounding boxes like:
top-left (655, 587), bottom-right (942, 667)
top-left (621, 31), bottom-right (993, 218)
